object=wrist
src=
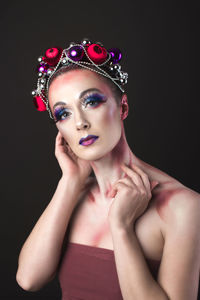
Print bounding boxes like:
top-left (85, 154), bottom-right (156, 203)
top-left (61, 174), bottom-right (82, 184)
top-left (59, 175), bottom-right (83, 194)
top-left (109, 219), bottom-right (135, 235)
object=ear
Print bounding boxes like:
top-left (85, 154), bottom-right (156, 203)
top-left (120, 94), bottom-right (129, 120)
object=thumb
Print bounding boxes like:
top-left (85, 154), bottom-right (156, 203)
top-left (107, 185), bottom-right (118, 198)
top-left (150, 180), bottom-right (159, 191)
top-left (108, 188), bottom-right (117, 198)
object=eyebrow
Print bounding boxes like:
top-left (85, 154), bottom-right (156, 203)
top-left (53, 88), bottom-right (103, 110)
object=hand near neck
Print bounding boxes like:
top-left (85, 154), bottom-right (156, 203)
top-left (89, 124), bottom-right (141, 206)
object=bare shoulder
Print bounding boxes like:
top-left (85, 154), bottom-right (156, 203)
top-left (154, 183), bottom-right (200, 286)
top-left (153, 180), bottom-right (200, 237)
top-left (139, 158), bottom-right (200, 236)
top-left (166, 185), bottom-right (200, 227)
top-left (169, 185), bottom-right (200, 211)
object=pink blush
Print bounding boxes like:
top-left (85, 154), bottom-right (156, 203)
top-left (88, 191), bottom-right (95, 203)
top-left (155, 188), bottom-right (182, 221)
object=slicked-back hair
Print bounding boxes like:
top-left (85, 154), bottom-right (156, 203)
top-left (48, 64), bottom-right (125, 108)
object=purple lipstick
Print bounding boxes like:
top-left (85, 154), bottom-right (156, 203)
top-left (79, 135), bottom-right (99, 146)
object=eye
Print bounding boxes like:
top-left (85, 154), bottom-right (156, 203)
top-left (86, 99), bottom-right (99, 107)
top-left (83, 93), bottom-right (106, 108)
top-left (54, 107), bottom-right (70, 122)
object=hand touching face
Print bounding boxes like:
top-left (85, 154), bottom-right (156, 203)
top-left (48, 69), bottom-right (123, 161)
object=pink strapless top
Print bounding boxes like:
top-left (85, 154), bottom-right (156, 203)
top-left (58, 242), bottom-right (123, 300)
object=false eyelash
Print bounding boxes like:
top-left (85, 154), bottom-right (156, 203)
top-left (53, 92), bottom-right (107, 122)
top-left (54, 106), bottom-right (70, 123)
top-left (81, 93), bottom-right (107, 107)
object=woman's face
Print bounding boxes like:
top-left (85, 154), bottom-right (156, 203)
top-left (48, 69), bottom-right (123, 161)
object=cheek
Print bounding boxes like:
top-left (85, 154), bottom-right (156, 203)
top-left (98, 104), bottom-right (120, 127)
top-left (56, 124), bottom-right (73, 146)
top-left (98, 105), bottom-right (122, 147)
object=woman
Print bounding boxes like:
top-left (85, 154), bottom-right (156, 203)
top-left (16, 39), bottom-right (200, 299)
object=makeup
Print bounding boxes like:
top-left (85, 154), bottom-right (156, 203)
top-left (53, 92), bottom-right (107, 123)
top-left (79, 135), bottom-right (99, 146)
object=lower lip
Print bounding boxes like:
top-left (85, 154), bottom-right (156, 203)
top-left (80, 137), bottom-right (99, 146)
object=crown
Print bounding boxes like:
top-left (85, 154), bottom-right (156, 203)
top-left (31, 38), bottom-right (128, 120)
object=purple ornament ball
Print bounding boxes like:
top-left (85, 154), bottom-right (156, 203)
top-left (67, 46), bottom-right (84, 61)
top-left (37, 63), bottom-right (49, 73)
top-left (108, 48), bottom-right (122, 64)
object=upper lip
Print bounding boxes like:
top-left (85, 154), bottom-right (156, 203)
top-left (79, 135), bottom-right (99, 144)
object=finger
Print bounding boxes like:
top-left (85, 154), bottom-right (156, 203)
top-left (116, 177), bottom-right (136, 188)
top-left (131, 164), bottom-right (159, 196)
top-left (56, 131), bottom-right (64, 145)
top-left (57, 132), bottom-right (69, 149)
top-left (55, 132), bottom-right (62, 147)
top-left (120, 163), bottom-right (145, 189)
top-left (55, 132), bottom-right (70, 157)
top-left (130, 163), bottom-right (152, 197)
top-left (108, 181), bottom-right (128, 198)
top-left (109, 177), bottom-right (138, 198)
top-left (150, 180), bottom-right (159, 190)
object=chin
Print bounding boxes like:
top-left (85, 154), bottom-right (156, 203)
top-left (75, 136), bottom-right (122, 161)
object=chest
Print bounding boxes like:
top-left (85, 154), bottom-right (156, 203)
top-left (66, 193), bottom-right (164, 274)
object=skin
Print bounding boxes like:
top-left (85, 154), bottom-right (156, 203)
top-left (48, 69), bottom-right (186, 225)
top-left (48, 69), bottom-right (200, 284)
top-left (49, 69), bottom-right (157, 204)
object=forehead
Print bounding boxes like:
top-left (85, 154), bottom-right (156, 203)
top-left (48, 69), bottom-right (112, 106)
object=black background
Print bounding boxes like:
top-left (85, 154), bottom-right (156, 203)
top-left (1, 0), bottom-right (199, 299)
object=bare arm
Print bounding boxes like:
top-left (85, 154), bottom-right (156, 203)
top-left (108, 163), bottom-right (200, 299)
top-left (16, 131), bottom-right (92, 292)
top-left (110, 226), bottom-right (169, 300)
top-left (16, 176), bottom-right (81, 292)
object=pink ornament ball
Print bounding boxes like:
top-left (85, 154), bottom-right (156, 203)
top-left (33, 95), bottom-right (47, 111)
top-left (86, 44), bottom-right (107, 64)
top-left (44, 47), bottom-right (63, 66)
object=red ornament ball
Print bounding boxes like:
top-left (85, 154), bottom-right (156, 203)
top-left (33, 95), bottom-right (47, 111)
top-left (44, 47), bottom-right (63, 66)
top-left (86, 44), bottom-right (107, 64)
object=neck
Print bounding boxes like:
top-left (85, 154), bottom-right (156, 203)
top-left (89, 123), bottom-right (142, 206)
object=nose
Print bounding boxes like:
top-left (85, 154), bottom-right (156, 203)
top-left (75, 112), bottom-right (90, 130)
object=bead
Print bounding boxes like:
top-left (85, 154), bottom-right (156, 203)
top-left (37, 63), bottom-right (49, 73)
top-left (40, 78), bottom-right (46, 84)
top-left (81, 38), bottom-right (92, 46)
top-left (38, 56), bottom-right (44, 63)
top-left (69, 42), bottom-right (76, 47)
top-left (33, 95), bottom-right (47, 111)
top-left (47, 68), bottom-right (54, 76)
top-left (87, 44), bottom-right (107, 64)
top-left (120, 72), bottom-right (128, 79)
top-left (31, 90), bottom-right (36, 96)
top-left (44, 47), bottom-right (63, 66)
top-left (114, 64), bottom-right (121, 70)
top-left (61, 58), bottom-right (67, 64)
top-left (67, 46), bottom-right (84, 61)
top-left (38, 72), bottom-right (43, 77)
top-left (108, 48), bottom-right (122, 64)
